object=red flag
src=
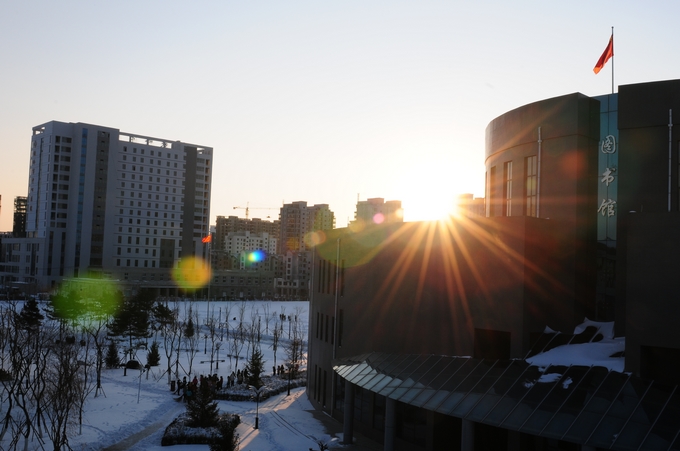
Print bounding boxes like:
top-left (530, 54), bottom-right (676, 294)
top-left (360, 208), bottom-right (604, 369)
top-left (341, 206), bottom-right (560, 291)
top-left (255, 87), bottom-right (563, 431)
top-left (202, 235), bottom-right (212, 243)
top-left (593, 36), bottom-right (613, 74)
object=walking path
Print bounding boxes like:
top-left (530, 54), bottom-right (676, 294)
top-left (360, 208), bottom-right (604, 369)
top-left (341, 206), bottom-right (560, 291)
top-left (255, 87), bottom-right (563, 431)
top-left (99, 388), bottom-right (381, 451)
top-left (101, 403), bottom-right (185, 451)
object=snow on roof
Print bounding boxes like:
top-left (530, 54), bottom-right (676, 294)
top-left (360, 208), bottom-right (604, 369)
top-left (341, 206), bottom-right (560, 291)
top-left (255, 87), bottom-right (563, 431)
top-left (527, 319), bottom-right (625, 373)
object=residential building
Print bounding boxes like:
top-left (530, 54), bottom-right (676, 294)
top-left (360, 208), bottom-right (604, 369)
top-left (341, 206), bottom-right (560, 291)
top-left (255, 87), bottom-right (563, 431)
top-left (13, 196), bottom-right (27, 237)
top-left (352, 197), bottom-right (403, 225)
top-left (456, 193), bottom-right (485, 217)
top-left (277, 201), bottom-right (335, 299)
top-left (220, 231), bottom-right (277, 271)
top-left (214, 215), bottom-right (280, 250)
top-left (3, 121), bottom-right (213, 291)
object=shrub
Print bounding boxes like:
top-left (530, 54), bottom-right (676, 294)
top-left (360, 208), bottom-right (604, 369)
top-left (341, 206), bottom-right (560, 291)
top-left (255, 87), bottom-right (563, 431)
top-left (210, 414), bottom-right (241, 451)
top-left (161, 413), bottom-right (239, 447)
top-left (186, 380), bottom-right (220, 428)
top-left (105, 341), bottom-right (120, 369)
top-left (147, 341), bottom-right (161, 367)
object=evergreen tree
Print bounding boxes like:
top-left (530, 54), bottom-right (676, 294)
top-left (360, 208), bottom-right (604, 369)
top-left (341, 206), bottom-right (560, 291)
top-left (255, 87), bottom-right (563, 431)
top-left (153, 302), bottom-right (175, 330)
top-left (186, 381), bottom-right (220, 428)
top-left (47, 288), bottom-right (84, 322)
top-left (245, 348), bottom-right (265, 389)
top-left (105, 340), bottom-right (120, 369)
top-left (16, 297), bottom-right (44, 332)
top-left (209, 415), bottom-right (240, 451)
top-left (147, 341), bottom-right (161, 367)
top-left (184, 316), bottom-right (195, 340)
top-left (108, 292), bottom-right (152, 374)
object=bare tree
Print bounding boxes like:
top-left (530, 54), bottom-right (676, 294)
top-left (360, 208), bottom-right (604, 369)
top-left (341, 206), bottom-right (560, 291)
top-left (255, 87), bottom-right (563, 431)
top-left (155, 301), bottom-right (181, 385)
top-left (205, 304), bottom-right (220, 373)
top-left (230, 322), bottom-right (246, 371)
top-left (270, 317), bottom-right (281, 369)
top-left (283, 311), bottom-right (306, 379)
top-left (183, 305), bottom-right (200, 377)
top-left (74, 328), bottom-right (97, 435)
top-left (237, 301), bottom-right (247, 333)
top-left (262, 302), bottom-right (271, 335)
top-left (221, 302), bottom-right (234, 342)
top-left (43, 324), bottom-right (85, 451)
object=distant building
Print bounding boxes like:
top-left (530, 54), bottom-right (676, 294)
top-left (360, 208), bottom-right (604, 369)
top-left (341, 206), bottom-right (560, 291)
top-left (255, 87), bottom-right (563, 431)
top-left (219, 231), bottom-right (277, 271)
top-left (456, 193), bottom-right (484, 217)
top-left (278, 201), bottom-right (334, 254)
top-left (352, 197), bottom-right (403, 225)
top-left (0, 121), bottom-right (213, 292)
top-left (214, 215), bottom-right (279, 251)
top-left (13, 196), bottom-right (27, 238)
top-left (277, 201), bottom-right (335, 299)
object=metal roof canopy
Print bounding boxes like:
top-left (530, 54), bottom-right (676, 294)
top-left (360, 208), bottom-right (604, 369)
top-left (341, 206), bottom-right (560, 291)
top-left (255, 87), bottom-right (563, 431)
top-left (333, 353), bottom-right (680, 451)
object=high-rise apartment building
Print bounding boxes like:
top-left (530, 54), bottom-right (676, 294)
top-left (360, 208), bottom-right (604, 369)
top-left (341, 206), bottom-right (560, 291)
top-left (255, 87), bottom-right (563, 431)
top-left (21, 121), bottom-right (212, 289)
top-left (13, 196), bottom-right (27, 237)
top-left (214, 215), bottom-right (279, 250)
top-left (276, 201), bottom-right (335, 299)
top-left (278, 201), bottom-right (335, 254)
top-left (222, 231), bottom-right (277, 270)
top-left (353, 197), bottom-right (403, 225)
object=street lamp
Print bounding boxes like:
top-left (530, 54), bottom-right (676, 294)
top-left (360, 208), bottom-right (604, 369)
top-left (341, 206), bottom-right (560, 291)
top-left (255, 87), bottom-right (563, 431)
top-left (249, 385), bottom-right (264, 429)
top-left (216, 342), bottom-right (222, 370)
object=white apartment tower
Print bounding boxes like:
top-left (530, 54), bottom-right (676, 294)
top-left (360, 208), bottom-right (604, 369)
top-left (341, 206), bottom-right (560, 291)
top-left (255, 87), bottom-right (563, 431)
top-left (27, 121), bottom-right (212, 288)
top-left (223, 231), bottom-right (277, 270)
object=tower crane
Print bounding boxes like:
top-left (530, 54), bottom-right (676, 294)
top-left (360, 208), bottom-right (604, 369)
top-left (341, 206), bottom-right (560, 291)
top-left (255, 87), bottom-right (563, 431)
top-left (233, 202), bottom-right (278, 219)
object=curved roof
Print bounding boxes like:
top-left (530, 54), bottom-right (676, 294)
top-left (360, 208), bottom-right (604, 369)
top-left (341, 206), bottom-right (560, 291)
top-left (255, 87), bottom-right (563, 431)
top-left (334, 353), bottom-right (680, 451)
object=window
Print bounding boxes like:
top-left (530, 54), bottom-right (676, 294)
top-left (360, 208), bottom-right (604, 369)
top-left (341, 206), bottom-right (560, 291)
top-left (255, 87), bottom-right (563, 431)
top-left (525, 155), bottom-right (538, 217)
top-left (489, 166), bottom-right (497, 217)
top-left (503, 161), bottom-right (513, 216)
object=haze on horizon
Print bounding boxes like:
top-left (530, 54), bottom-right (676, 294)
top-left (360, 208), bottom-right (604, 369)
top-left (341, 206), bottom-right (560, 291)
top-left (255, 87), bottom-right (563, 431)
top-left (1, 1), bottom-right (677, 231)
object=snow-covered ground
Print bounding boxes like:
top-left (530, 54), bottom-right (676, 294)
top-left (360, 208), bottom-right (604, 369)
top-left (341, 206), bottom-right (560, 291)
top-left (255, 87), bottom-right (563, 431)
top-left (69, 367), bottom-right (335, 451)
top-left (0, 300), bottom-right (350, 451)
top-left (0, 298), bottom-right (625, 451)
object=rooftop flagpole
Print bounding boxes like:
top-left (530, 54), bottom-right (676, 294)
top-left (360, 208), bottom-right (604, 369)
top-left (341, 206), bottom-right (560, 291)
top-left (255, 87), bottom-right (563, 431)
top-left (593, 28), bottom-right (614, 85)
top-left (611, 26), bottom-right (615, 94)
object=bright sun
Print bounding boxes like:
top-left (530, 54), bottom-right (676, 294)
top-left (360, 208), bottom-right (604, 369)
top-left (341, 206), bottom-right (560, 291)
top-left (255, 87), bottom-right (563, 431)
top-left (391, 158), bottom-right (483, 222)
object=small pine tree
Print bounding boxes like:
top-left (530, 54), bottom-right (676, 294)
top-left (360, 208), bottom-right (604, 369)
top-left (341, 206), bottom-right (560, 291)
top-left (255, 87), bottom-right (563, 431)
top-left (17, 298), bottom-right (44, 332)
top-left (184, 316), bottom-right (195, 339)
top-left (147, 341), bottom-right (161, 367)
top-left (186, 381), bottom-right (220, 428)
top-left (245, 348), bottom-right (265, 389)
top-left (105, 340), bottom-right (120, 369)
top-left (209, 415), bottom-right (240, 451)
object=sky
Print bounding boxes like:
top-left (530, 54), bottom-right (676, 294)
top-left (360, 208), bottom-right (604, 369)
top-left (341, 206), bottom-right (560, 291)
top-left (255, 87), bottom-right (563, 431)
top-left (1, 1), bottom-right (679, 231)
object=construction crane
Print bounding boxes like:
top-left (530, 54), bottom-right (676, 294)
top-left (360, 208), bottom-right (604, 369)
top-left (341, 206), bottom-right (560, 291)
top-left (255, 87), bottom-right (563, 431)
top-left (233, 202), bottom-right (278, 220)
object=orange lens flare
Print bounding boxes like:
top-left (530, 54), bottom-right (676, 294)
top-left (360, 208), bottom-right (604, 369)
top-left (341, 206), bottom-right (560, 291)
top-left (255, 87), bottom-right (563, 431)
top-left (172, 256), bottom-right (212, 291)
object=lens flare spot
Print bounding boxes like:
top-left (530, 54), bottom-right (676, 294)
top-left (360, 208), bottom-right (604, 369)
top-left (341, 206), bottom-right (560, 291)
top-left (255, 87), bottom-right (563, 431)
top-left (173, 256), bottom-right (212, 290)
top-left (349, 218), bottom-right (366, 233)
top-left (372, 213), bottom-right (385, 224)
top-left (304, 230), bottom-right (327, 247)
top-left (248, 250), bottom-right (266, 263)
top-left (52, 277), bottom-right (122, 322)
top-left (286, 237), bottom-right (300, 251)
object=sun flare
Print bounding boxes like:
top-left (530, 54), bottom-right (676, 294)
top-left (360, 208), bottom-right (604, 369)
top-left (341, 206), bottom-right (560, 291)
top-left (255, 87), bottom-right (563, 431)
top-left (392, 158), bottom-right (483, 223)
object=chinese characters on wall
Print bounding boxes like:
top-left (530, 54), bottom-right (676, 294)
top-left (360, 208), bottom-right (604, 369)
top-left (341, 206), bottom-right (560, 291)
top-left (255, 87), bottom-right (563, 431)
top-left (599, 135), bottom-right (617, 217)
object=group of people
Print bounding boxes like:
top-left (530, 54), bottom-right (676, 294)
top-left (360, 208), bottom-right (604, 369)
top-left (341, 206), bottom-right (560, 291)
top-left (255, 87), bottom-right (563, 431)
top-left (273, 364), bottom-right (288, 376)
top-left (176, 373), bottom-right (224, 398)
top-left (225, 368), bottom-right (248, 387)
